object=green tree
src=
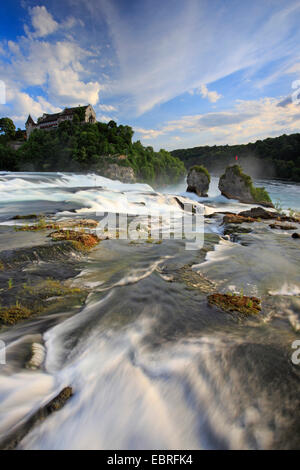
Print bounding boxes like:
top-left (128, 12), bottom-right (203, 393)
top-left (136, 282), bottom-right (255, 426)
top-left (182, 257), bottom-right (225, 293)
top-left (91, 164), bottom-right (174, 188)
top-left (0, 117), bottom-right (16, 138)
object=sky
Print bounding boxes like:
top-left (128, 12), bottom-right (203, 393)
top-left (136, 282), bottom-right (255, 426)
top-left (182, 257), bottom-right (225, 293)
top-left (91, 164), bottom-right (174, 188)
top-left (1, 0), bottom-right (300, 150)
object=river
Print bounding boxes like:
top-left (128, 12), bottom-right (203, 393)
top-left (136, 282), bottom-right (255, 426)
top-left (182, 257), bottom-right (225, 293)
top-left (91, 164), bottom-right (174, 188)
top-left (0, 172), bottom-right (299, 449)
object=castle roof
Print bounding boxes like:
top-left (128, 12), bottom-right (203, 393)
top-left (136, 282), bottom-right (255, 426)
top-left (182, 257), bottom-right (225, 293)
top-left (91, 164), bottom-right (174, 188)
top-left (61, 105), bottom-right (89, 116)
top-left (38, 113), bottom-right (61, 124)
top-left (25, 114), bottom-right (36, 126)
top-left (37, 105), bottom-right (90, 124)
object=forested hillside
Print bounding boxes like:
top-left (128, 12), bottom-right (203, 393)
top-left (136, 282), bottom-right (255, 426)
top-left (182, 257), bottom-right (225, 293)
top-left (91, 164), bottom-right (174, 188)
top-left (0, 117), bottom-right (185, 185)
top-left (171, 133), bottom-right (300, 182)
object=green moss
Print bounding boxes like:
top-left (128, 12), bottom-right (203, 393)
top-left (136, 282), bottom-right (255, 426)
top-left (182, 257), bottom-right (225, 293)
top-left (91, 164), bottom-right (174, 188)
top-left (0, 261), bottom-right (4, 271)
top-left (0, 304), bottom-right (33, 325)
top-left (250, 186), bottom-right (272, 204)
top-left (208, 293), bottom-right (261, 315)
top-left (22, 279), bottom-right (83, 298)
top-left (15, 217), bottom-right (59, 231)
top-left (190, 165), bottom-right (211, 182)
top-left (50, 230), bottom-right (100, 248)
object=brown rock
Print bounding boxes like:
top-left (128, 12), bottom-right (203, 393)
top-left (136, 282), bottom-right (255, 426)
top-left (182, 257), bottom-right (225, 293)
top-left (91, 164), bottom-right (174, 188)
top-left (269, 223), bottom-right (297, 230)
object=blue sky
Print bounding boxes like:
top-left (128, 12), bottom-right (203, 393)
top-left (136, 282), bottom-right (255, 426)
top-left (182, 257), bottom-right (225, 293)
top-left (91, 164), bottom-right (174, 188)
top-left (1, 0), bottom-right (300, 150)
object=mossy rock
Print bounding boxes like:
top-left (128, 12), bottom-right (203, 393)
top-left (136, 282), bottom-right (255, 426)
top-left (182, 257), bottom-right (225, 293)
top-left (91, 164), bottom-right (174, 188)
top-left (208, 293), bottom-right (261, 315)
top-left (49, 230), bottom-right (100, 249)
top-left (187, 165), bottom-right (210, 197)
top-left (159, 264), bottom-right (215, 293)
top-left (219, 165), bottom-right (273, 207)
top-left (0, 305), bottom-right (33, 325)
top-left (189, 165), bottom-right (211, 182)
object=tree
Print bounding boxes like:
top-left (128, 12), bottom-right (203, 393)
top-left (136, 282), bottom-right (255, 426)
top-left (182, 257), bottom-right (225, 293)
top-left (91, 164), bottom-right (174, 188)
top-left (0, 117), bottom-right (16, 138)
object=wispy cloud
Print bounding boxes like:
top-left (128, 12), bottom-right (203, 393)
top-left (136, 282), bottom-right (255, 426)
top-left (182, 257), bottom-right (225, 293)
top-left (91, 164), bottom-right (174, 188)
top-left (135, 97), bottom-right (300, 149)
top-left (91, 0), bottom-right (300, 115)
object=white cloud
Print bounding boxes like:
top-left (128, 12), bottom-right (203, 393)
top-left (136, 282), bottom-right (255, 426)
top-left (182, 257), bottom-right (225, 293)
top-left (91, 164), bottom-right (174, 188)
top-left (190, 84), bottom-right (222, 103)
top-left (285, 63), bottom-right (300, 74)
top-left (135, 97), bottom-right (300, 148)
top-left (98, 104), bottom-right (117, 112)
top-left (99, 114), bottom-right (114, 122)
top-left (29, 6), bottom-right (59, 38)
top-left (0, 10), bottom-right (102, 125)
top-left (3, 88), bottom-right (61, 122)
top-left (48, 67), bottom-right (101, 106)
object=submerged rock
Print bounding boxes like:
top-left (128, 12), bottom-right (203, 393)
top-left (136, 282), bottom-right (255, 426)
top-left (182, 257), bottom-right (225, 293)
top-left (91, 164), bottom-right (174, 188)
top-left (46, 387), bottom-right (73, 413)
top-left (269, 223), bottom-right (297, 230)
top-left (0, 387), bottom-right (73, 450)
top-left (219, 165), bottom-right (273, 207)
top-left (208, 293), bottom-right (261, 315)
top-left (12, 214), bottom-right (39, 220)
top-left (56, 218), bottom-right (98, 229)
top-left (186, 165), bottom-right (210, 197)
top-left (292, 233), bottom-right (300, 239)
top-left (159, 264), bottom-right (215, 293)
top-left (223, 214), bottom-right (256, 225)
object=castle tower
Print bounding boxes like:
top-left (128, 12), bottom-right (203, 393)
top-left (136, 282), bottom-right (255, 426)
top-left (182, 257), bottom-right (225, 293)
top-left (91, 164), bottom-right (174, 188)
top-left (25, 115), bottom-right (36, 139)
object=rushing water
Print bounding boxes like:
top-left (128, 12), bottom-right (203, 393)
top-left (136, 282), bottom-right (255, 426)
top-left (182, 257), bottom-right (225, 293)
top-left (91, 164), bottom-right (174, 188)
top-left (0, 172), bottom-right (300, 450)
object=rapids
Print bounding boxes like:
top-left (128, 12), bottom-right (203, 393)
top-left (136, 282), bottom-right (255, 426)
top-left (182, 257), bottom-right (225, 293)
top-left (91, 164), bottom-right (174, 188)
top-left (0, 172), bottom-right (300, 449)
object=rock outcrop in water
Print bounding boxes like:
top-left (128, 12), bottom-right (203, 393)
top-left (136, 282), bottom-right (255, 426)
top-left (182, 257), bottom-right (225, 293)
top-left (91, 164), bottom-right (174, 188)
top-left (186, 165), bottom-right (210, 197)
top-left (218, 165), bottom-right (273, 207)
top-left (103, 164), bottom-right (136, 183)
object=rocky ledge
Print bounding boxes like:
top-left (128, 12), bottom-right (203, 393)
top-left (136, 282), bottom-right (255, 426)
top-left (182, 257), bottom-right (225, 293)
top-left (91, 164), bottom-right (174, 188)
top-left (103, 164), bottom-right (136, 183)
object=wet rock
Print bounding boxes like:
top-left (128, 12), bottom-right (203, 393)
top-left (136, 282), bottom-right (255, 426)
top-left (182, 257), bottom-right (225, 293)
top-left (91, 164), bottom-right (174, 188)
top-left (0, 241), bottom-right (83, 269)
top-left (238, 207), bottom-right (279, 220)
top-left (0, 387), bottom-right (73, 450)
top-left (219, 165), bottom-right (273, 207)
top-left (224, 225), bottom-right (252, 235)
top-left (56, 218), bottom-right (98, 229)
top-left (208, 293), bottom-right (261, 315)
top-left (186, 165), bottom-right (210, 197)
top-left (12, 214), bottom-right (39, 220)
top-left (159, 264), bottom-right (215, 293)
top-left (292, 233), bottom-right (300, 239)
top-left (45, 387), bottom-right (73, 413)
top-left (269, 223), bottom-right (297, 230)
top-left (223, 214), bottom-right (256, 225)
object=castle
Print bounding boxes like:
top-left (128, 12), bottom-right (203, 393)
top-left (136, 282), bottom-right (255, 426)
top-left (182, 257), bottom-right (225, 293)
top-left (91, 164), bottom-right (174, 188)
top-left (25, 104), bottom-right (97, 138)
